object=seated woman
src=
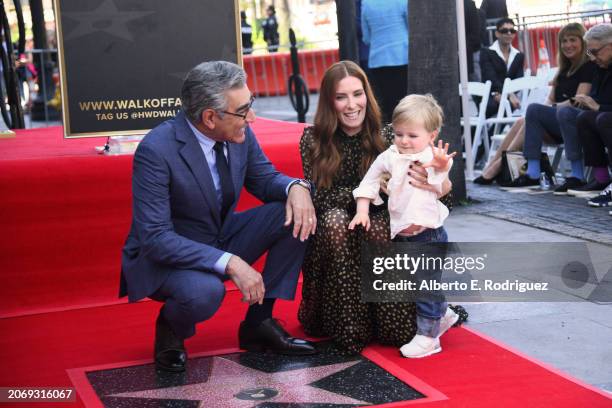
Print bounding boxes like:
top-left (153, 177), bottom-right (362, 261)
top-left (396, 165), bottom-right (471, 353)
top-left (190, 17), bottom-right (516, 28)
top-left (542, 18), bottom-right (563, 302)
top-left (475, 22), bottom-right (596, 185)
top-left (297, 61), bottom-right (459, 355)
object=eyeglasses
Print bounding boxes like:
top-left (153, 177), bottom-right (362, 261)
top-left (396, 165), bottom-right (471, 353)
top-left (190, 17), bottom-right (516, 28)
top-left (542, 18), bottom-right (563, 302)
top-left (497, 28), bottom-right (517, 35)
top-left (586, 43), bottom-right (610, 58)
top-left (220, 96), bottom-right (255, 120)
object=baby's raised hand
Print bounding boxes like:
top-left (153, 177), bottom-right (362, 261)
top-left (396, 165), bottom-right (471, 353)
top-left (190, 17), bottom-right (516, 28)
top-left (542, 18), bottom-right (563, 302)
top-left (422, 139), bottom-right (456, 172)
top-left (348, 212), bottom-right (371, 231)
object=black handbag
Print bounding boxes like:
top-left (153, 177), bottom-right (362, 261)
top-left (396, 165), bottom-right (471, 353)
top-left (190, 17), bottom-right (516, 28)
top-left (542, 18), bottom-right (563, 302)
top-left (497, 151), bottom-right (553, 185)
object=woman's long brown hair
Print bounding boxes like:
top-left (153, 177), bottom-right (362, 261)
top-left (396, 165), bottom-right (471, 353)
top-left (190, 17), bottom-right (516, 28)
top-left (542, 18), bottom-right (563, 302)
top-left (310, 60), bottom-right (385, 189)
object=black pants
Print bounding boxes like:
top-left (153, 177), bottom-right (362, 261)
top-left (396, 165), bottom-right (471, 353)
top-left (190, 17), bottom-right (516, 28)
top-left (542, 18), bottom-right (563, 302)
top-left (369, 64), bottom-right (408, 124)
top-left (577, 111), bottom-right (612, 167)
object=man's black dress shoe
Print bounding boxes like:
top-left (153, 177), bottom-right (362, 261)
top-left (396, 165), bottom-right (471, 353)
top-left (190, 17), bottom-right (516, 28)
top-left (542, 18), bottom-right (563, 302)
top-left (154, 311), bottom-right (187, 372)
top-left (239, 318), bottom-right (317, 355)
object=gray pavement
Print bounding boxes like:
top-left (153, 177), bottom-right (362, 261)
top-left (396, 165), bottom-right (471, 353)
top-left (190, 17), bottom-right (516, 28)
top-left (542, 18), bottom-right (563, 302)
top-left (466, 182), bottom-right (612, 245)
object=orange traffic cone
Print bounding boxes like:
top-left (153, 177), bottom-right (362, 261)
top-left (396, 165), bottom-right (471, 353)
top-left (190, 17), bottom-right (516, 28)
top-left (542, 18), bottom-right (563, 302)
top-left (538, 39), bottom-right (550, 75)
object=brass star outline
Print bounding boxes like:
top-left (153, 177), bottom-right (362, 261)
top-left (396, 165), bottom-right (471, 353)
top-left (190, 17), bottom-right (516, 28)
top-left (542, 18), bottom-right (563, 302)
top-left (110, 357), bottom-right (371, 407)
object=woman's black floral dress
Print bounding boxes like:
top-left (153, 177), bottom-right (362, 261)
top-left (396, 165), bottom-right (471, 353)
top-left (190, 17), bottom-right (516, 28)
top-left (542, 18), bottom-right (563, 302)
top-left (298, 125), bottom-right (453, 354)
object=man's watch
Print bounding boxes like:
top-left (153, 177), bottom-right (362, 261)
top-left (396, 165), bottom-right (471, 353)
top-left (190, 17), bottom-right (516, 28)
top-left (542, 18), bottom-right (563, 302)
top-left (289, 179), bottom-right (312, 192)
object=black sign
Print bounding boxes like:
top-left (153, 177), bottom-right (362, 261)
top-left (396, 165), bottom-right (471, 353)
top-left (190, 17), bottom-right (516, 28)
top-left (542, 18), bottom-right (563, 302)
top-left (55, 0), bottom-right (241, 138)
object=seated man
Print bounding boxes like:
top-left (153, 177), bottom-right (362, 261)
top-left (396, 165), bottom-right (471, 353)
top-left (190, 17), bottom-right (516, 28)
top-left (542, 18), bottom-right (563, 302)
top-left (581, 111), bottom-right (612, 208)
top-left (120, 61), bottom-right (318, 373)
top-left (567, 23), bottom-right (612, 200)
top-left (480, 17), bottom-right (525, 117)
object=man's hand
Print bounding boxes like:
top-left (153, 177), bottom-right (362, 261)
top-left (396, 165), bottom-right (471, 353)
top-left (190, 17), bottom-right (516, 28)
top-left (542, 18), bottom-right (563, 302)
top-left (348, 212), bottom-right (371, 231)
top-left (226, 255), bottom-right (265, 305)
top-left (285, 183), bottom-right (316, 242)
top-left (422, 140), bottom-right (456, 172)
top-left (572, 94), bottom-right (600, 111)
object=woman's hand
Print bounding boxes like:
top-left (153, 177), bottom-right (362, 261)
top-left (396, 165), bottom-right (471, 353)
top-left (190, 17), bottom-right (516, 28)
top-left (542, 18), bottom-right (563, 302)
top-left (509, 93), bottom-right (521, 111)
top-left (379, 172), bottom-right (391, 195)
top-left (571, 94), bottom-right (600, 111)
top-left (409, 160), bottom-right (453, 198)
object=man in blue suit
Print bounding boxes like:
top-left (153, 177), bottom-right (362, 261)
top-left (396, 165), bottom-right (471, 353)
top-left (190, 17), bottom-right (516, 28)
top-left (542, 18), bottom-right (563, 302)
top-left (120, 61), bottom-right (317, 372)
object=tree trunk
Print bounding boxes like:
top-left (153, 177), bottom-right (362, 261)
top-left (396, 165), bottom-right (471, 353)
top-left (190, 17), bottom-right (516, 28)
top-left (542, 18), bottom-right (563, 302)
top-left (277, 0), bottom-right (291, 50)
top-left (30, 0), bottom-right (59, 121)
top-left (407, 0), bottom-right (466, 202)
top-left (335, 0), bottom-right (359, 63)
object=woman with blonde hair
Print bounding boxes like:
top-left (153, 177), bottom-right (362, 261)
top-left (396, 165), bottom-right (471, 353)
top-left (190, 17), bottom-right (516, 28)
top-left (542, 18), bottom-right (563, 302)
top-left (475, 22), bottom-right (596, 186)
top-left (297, 61), bottom-right (458, 354)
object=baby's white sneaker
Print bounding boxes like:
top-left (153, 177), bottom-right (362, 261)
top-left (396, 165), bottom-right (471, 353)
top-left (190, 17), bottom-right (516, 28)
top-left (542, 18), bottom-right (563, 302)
top-left (400, 334), bottom-right (441, 358)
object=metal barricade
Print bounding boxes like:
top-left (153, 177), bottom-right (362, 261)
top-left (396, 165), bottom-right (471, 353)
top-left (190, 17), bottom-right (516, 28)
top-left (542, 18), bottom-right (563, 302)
top-left (244, 39), bottom-right (339, 98)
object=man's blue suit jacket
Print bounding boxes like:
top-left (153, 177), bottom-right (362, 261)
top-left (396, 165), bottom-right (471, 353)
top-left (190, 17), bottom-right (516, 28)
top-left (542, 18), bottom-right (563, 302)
top-left (120, 111), bottom-right (293, 302)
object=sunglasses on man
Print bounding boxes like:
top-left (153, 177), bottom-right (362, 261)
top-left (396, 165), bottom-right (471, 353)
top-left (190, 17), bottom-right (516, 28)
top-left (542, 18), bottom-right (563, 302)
top-left (497, 28), bottom-right (517, 34)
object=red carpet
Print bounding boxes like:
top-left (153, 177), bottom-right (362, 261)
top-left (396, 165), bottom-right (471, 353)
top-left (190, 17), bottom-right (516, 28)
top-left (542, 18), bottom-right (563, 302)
top-left (0, 119), bottom-right (307, 318)
top-left (0, 288), bottom-right (610, 408)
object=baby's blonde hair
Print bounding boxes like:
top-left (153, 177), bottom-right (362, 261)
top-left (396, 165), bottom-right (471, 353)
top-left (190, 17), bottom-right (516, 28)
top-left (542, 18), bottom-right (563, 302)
top-left (392, 94), bottom-right (444, 133)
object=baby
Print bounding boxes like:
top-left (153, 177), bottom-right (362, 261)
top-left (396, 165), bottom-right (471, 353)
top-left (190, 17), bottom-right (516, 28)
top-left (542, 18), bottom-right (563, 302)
top-left (349, 94), bottom-right (458, 358)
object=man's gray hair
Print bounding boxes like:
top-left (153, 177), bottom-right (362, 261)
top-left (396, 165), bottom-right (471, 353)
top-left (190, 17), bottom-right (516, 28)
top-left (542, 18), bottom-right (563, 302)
top-left (181, 61), bottom-right (246, 124)
top-left (584, 23), bottom-right (612, 44)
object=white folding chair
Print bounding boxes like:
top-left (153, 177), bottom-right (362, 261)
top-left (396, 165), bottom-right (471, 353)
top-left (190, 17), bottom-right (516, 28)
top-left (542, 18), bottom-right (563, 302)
top-left (545, 66), bottom-right (559, 82)
top-left (459, 80), bottom-right (491, 172)
top-left (486, 76), bottom-right (550, 163)
top-left (487, 75), bottom-right (549, 136)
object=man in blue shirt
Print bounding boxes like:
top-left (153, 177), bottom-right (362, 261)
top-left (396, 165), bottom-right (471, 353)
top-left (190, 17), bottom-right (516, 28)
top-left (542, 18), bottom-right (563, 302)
top-left (361, 0), bottom-right (409, 122)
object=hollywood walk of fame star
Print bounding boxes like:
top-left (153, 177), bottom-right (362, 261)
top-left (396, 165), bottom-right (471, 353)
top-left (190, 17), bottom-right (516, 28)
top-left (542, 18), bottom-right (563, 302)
top-left (62, 0), bottom-right (155, 42)
top-left (110, 356), bottom-right (372, 407)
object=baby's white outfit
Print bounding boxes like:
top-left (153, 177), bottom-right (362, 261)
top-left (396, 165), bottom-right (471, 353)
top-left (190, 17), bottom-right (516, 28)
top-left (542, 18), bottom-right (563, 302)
top-left (352, 145), bottom-right (451, 239)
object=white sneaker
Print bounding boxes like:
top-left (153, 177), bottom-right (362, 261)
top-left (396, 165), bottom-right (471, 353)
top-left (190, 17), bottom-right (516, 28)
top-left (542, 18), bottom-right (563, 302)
top-left (400, 335), bottom-right (441, 358)
top-left (437, 307), bottom-right (459, 339)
